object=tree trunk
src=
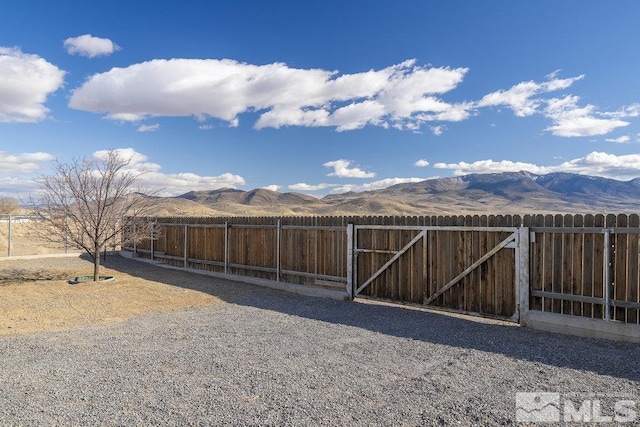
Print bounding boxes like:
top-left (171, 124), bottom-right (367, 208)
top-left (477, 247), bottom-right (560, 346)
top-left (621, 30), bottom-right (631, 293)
top-left (93, 244), bottom-right (101, 281)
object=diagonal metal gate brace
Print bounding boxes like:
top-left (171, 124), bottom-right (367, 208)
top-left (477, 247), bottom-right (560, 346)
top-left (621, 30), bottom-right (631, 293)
top-left (424, 232), bottom-right (516, 305)
top-left (355, 230), bottom-right (426, 295)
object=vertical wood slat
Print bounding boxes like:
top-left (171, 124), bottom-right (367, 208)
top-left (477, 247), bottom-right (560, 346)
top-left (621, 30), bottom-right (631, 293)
top-left (484, 215), bottom-right (495, 315)
top-left (628, 214), bottom-right (640, 324)
top-left (470, 215), bottom-right (481, 313)
top-left (571, 214), bottom-right (584, 316)
top-left (541, 214), bottom-right (553, 313)
top-left (464, 216), bottom-right (474, 312)
top-left (604, 214), bottom-right (617, 320)
top-left (493, 215), bottom-right (504, 316)
top-left (561, 214), bottom-right (574, 315)
top-left (614, 214), bottom-right (628, 322)
top-left (582, 214), bottom-right (594, 318)
top-left (551, 214), bottom-right (563, 314)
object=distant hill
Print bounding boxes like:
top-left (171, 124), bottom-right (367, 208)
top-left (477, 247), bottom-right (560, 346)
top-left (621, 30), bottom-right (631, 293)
top-left (179, 188), bottom-right (322, 207)
top-left (149, 172), bottom-right (640, 217)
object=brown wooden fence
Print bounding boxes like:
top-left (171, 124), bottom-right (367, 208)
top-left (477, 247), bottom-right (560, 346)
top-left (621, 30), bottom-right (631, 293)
top-left (526, 213), bottom-right (640, 325)
top-left (127, 214), bottom-right (640, 325)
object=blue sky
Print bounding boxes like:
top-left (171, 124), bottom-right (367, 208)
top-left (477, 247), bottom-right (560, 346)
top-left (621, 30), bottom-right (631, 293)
top-left (2, 0), bottom-right (640, 198)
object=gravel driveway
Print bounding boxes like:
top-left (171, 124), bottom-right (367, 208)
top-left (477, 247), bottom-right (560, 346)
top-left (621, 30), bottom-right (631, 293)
top-left (1, 256), bottom-right (639, 425)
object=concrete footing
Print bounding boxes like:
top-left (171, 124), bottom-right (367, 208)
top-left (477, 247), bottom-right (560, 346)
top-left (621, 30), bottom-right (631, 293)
top-left (524, 310), bottom-right (640, 343)
top-left (120, 251), bottom-right (349, 301)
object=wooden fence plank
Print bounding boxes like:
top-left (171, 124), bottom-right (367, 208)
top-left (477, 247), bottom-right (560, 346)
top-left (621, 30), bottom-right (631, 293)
top-left (582, 214), bottom-right (595, 317)
top-left (615, 214), bottom-right (628, 322)
top-left (593, 214), bottom-right (605, 319)
top-left (552, 214), bottom-right (563, 314)
top-left (571, 214), bottom-right (584, 316)
top-left (628, 214), bottom-right (640, 324)
top-left (562, 214), bottom-right (574, 315)
top-left (542, 214), bottom-right (554, 313)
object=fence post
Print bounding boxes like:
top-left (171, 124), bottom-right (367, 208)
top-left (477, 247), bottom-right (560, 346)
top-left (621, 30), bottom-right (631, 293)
top-left (346, 223), bottom-right (354, 299)
top-left (516, 227), bottom-right (530, 324)
top-left (224, 221), bottom-right (229, 274)
top-left (7, 214), bottom-right (11, 257)
top-left (276, 220), bottom-right (281, 282)
top-left (603, 229), bottom-right (612, 321)
top-left (183, 224), bottom-right (188, 268)
top-left (150, 223), bottom-right (154, 261)
top-left (64, 216), bottom-right (69, 254)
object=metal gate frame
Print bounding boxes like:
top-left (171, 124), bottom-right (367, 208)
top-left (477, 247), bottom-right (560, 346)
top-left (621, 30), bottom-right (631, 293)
top-left (346, 225), bottom-right (530, 322)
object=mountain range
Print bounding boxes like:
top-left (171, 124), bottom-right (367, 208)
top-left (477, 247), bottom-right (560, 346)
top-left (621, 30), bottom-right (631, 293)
top-left (149, 171), bottom-right (640, 217)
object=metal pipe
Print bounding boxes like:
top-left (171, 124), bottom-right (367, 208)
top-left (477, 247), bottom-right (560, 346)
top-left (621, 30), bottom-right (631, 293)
top-left (603, 229), bottom-right (611, 321)
top-left (346, 223), bottom-right (354, 299)
top-left (7, 214), bottom-right (11, 257)
top-left (64, 216), bottom-right (68, 254)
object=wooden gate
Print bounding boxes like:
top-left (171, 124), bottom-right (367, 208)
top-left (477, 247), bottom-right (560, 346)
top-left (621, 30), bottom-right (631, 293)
top-left (349, 225), bottom-right (529, 320)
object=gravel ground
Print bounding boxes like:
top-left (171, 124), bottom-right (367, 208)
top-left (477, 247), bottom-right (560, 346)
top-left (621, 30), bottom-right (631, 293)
top-left (1, 256), bottom-right (639, 426)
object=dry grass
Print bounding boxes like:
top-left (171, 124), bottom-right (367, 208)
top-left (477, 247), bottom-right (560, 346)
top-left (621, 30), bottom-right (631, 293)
top-left (0, 258), bottom-right (220, 337)
top-left (0, 220), bottom-right (82, 257)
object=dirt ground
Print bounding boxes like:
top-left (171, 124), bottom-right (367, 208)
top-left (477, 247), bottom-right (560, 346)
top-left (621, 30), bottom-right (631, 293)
top-left (0, 255), bottom-right (220, 336)
top-left (0, 219), bottom-right (82, 257)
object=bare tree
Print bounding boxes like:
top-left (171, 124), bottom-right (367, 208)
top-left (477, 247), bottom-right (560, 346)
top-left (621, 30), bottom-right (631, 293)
top-left (0, 197), bottom-right (20, 214)
top-left (31, 150), bottom-right (159, 281)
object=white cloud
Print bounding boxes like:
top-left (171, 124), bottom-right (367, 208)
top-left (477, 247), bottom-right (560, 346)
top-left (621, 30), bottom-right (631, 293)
top-left (68, 58), bottom-right (470, 132)
top-left (64, 58), bottom-right (640, 138)
top-left (288, 183), bottom-right (335, 191)
top-left (90, 148), bottom-right (245, 196)
top-left (475, 73), bottom-right (635, 138)
top-left (0, 151), bottom-right (56, 198)
top-left (324, 159), bottom-right (375, 178)
top-left (477, 74), bottom-right (584, 117)
top-left (291, 177), bottom-right (430, 195)
top-left (331, 177), bottom-right (425, 194)
top-left (93, 148), bottom-right (160, 172)
top-left (262, 184), bottom-right (280, 192)
top-left (199, 124), bottom-right (213, 130)
top-left (0, 151), bottom-right (55, 175)
top-left (602, 104), bottom-right (640, 119)
top-left (434, 151), bottom-right (640, 180)
top-left (0, 176), bottom-right (42, 198)
top-left (137, 124), bottom-right (160, 132)
top-left (142, 171), bottom-right (245, 196)
top-left (544, 95), bottom-right (630, 137)
top-left (605, 135), bottom-right (630, 143)
top-left (0, 47), bottom-right (65, 123)
top-left (63, 34), bottom-right (121, 58)
top-left (552, 151), bottom-right (640, 179)
top-left (434, 159), bottom-right (549, 175)
top-left (414, 159), bottom-right (430, 167)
